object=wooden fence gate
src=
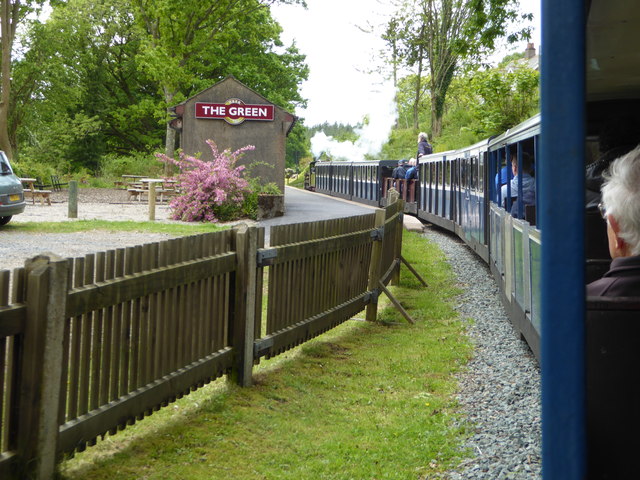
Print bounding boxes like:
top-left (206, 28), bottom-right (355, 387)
top-left (0, 200), bottom-right (406, 479)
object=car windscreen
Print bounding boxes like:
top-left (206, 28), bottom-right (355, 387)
top-left (0, 153), bottom-right (13, 175)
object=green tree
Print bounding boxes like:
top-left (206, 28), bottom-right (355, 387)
top-left (468, 65), bottom-right (539, 136)
top-left (132, 0), bottom-right (306, 162)
top-left (388, 0), bottom-right (531, 138)
top-left (0, 0), bottom-right (46, 159)
top-left (14, 0), bottom-right (308, 173)
top-left (285, 121), bottom-right (310, 168)
top-left (15, 0), bottom-right (163, 170)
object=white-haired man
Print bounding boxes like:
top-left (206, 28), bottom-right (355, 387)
top-left (417, 132), bottom-right (432, 159)
top-left (587, 145), bottom-right (640, 296)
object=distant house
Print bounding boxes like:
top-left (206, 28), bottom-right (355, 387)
top-left (504, 43), bottom-right (540, 72)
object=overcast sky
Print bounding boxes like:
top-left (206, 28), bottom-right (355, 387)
top-left (271, 0), bottom-right (542, 127)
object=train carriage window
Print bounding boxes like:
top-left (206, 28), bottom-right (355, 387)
top-left (445, 161), bottom-right (451, 187)
top-left (478, 154), bottom-right (485, 193)
top-left (460, 160), bottom-right (466, 189)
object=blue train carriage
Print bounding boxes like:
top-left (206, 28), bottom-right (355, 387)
top-left (0, 151), bottom-right (26, 226)
top-left (454, 139), bottom-right (491, 262)
top-left (487, 114), bottom-right (541, 358)
top-left (313, 160), bottom-right (396, 206)
top-left (416, 149), bottom-right (456, 233)
top-left (351, 160), bottom-right (396, 206)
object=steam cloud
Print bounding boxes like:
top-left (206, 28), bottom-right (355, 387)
top-left (310, 81), bottom-right (398, 161)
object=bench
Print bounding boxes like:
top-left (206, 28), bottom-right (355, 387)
top-left (34, 177), bottom-right (52, 190)
top-left (50, 175), bottom-right (68, 191)
top-left (127, 188), bottom-right (146, 201)
top-left (128, 187), bottom-right (178, 202)
top-left (23, 188), bottom-right (52, 206)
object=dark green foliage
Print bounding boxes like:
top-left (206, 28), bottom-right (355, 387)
top-left (13, 0), bottom-right (309, 176)
top-left (467, 66), bottom-right (539, 136)
top-left (285, 122), bottom-right (311, 168)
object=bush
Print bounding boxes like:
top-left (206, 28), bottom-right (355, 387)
top-left (156, 140), bottom-right (254, 223)
top-left (241, 178), bottom-right (282, 219)
top-left (99, 152), bottom-right (163, 180)
top-left (10, 159), bottom-right (56, 182)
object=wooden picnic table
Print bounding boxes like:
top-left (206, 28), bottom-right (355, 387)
top-left (128, 178), bottom-right (178, 202)
top-left (116, 174), bottom-right (146, 189)
top-left (20, 177), bottom-right (52, 206)
top-left (19, 177), bottom-right (37, 191)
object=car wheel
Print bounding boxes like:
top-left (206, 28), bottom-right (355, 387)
top-left (0, 216), bottom-right (12, 226)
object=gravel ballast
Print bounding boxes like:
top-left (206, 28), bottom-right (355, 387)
top-left (421, 226), bottom-right (542, 479)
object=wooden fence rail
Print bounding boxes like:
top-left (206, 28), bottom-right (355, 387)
top-left (0, 201), bottom-right (405, 479)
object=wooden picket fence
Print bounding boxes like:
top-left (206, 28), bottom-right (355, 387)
top-left (0, 200), bottom-right (405, 479)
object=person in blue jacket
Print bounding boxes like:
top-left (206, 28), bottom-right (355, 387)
top-left (501, 152), bottom-right (535, 218)
top-left (405, 158), bottom-right (418, 180)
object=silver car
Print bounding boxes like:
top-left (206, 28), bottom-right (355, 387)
top-left (0, 151), bottom-right (25, 225)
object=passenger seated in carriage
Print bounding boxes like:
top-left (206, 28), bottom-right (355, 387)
top-left (587, 145), bottom-right (640, 296)
top-left (501, 152), bottom-right (535, 219)
top-left (392, 159), bottom-right (409, 179)
top-left (405, 158), bottom-right (418, 180)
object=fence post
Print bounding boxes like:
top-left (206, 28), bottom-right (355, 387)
top-left (17, 254), bottom-right (69, 480)
top-left (68, 180), bottom-right (78, 218)
top-left (148, 182), bottom-right (156, 221)
top-left (231, 224), bottom-right (258, 387)
top-left (366, 208), bottom-right (386, 322)
top-left (390, 199), bottom-right (405, 286)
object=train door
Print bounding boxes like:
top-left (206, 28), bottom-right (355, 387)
top-left (478, 152), bottom-right (486, 246)
top-left (451, 158), bottom-right (458, 223)
top-left (434, 161), bottom-right (440, 217)
top-left (429, 161), bottom-right (435, 214)
top-left (455, 158), bottom-right (462, 224)
top-left (418, 161), bottom-right (426, 212)
top-left (461, 156), bottom-right (470, 235)
top-left (438, 159), bottom-right (447, 218)
top-left (444, 160), bottom-right (452, 220)
top-left (470, 155), bottom-right (479, 241)
top-left (368, 164), bottom-right (375, 202)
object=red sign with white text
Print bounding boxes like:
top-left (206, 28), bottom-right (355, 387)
top-left (195, 99), bottom-right (275, 125)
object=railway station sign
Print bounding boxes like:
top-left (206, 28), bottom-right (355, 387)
top-left (195, 98), bottom-right (275, 125)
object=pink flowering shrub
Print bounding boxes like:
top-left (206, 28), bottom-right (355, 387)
top-left (156, 140), bottom-right (254, 222)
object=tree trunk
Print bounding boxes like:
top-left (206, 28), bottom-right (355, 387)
top-left (429, 61), bottom-right (455, 139)
top-left (430, 99), bottom-right (443, 138)
top-left (163, 88), bottom-right (176, 175)
top-left (412, 53), bottom-right (423, 131)
top-left (0, 0), bottom-right (15, 160)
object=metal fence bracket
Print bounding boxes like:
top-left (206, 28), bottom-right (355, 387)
top-left (256, 248), bottom-right (278, 267)
top-left (254, 337), bottom-right (274, 358)
top-left (370, 226), bottom-right (384, 241)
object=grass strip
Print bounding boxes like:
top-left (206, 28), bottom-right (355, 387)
top-left (4, 219), bottom-right (227, 234)
top-left (59, 230), bottom-right (473, 480)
